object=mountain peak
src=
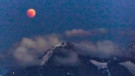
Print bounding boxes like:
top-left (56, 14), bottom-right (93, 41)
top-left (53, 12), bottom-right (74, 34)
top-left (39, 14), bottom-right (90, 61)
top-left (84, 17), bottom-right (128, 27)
top-left (54, 41), bottom-right (74, 48)
top-left (40, 41), bottom-right (76, 66)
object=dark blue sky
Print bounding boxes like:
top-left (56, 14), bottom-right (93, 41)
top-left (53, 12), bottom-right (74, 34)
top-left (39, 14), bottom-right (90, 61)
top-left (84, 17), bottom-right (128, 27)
top-left (0, 0), bottom-right (135, 51)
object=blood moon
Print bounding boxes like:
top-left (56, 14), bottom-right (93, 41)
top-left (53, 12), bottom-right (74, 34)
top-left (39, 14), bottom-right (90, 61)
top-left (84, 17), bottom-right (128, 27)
top-left (27, 9), bottom-right (36, 18)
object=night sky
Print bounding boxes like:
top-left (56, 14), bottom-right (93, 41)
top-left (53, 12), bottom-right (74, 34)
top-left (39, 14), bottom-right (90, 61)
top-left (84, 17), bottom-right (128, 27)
top-left (1, 0), bottom-right (135, 75)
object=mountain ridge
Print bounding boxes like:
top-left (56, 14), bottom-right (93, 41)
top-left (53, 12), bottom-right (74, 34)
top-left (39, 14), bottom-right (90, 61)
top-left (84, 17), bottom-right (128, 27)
top-left (4, 41), bottom-right (135, 76)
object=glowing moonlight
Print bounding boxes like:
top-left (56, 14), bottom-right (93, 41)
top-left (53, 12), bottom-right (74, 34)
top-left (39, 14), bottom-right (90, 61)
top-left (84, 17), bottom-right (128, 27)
top-left (27, 9), bottom-right (36, 18)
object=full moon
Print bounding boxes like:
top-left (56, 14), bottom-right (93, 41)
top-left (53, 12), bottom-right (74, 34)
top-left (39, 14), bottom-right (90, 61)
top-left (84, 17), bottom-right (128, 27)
top-left (27, 9), bottom-right (36, 18)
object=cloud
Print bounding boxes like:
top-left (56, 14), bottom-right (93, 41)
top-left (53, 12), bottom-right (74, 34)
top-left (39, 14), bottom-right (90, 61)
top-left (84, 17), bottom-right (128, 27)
top-left (11, 34), bottom-right (62, 67)
top-left (120, 61), bottom-right (135, 76)
top-left (8, 39), bottom-right (126, 67)
top-left (0, 33), bottom-right (81, 68)
top-left (74, 40), bottom-right (124, 58)
top-left (3, 33), bottom-right (80, 67)
top-left (65, 29), bottom-right (92, 37)
top-left (0, 30), bottom-right (132, 68)
top-left (65, 28), bottom-right (107, 37)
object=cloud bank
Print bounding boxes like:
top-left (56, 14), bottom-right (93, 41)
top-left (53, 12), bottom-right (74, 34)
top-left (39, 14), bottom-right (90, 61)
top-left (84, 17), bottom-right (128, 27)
top-left (2, 34), bottom-right (61, 67)
top-left (65, 28), bottom-right (107, 37)
top-left (74, 40), bottom-right (124, 58)
top-left (0, 28), bottom-right (134, 68)
top-left (65, 29), bottom-right (92, 37)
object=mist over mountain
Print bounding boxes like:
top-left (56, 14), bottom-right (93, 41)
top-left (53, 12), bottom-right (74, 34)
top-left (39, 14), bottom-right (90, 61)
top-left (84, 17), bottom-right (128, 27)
top-left (4, 41), bottom-right (135, 76)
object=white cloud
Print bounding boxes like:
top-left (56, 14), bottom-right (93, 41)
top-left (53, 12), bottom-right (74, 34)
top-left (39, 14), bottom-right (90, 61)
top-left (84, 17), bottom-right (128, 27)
top-left (74, 40), bottom-right (123, 58)
top-left (65, 29), bottom-right (92, 37)
top-left (65, 28), bottom-right (107, 37)
top-left (13, 34), bottom-right (62, 66)
top-left (0, 30), bottom-right (131, 68)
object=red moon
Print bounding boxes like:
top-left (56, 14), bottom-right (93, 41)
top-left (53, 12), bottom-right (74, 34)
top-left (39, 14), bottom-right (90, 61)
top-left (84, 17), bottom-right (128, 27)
top-left (27, 9), bottom-right (36, 18)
